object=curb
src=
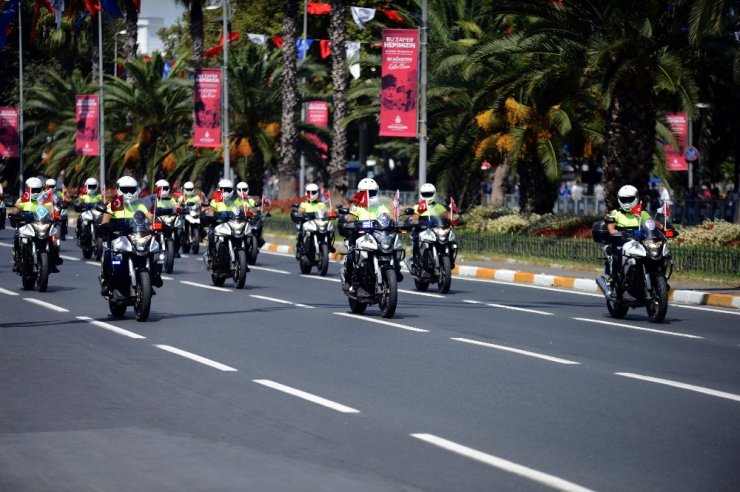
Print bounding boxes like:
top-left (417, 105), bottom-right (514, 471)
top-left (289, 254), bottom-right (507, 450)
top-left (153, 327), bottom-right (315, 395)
top-left (262, 242), bottom-right (740, 310)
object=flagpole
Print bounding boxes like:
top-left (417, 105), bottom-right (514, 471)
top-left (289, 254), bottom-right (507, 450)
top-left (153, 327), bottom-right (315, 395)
top-left (18, 3), bottom-right (24, 195)
top-left (98, 10), bottom-right (106, 200)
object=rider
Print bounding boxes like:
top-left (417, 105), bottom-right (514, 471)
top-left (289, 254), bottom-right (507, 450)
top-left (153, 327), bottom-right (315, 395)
top-left (99, 176), bottom-right (161, 295)
top-left (236, 181), bottom-right (266, 247)
top-left (177, 181), bottom-right (204, 208)
top-left (604, 184), bottom-right (664, 295)
top-left (8, 177), bottom-right (60, 272)
top-left (154, 179), bottom-right (181, 257)
top-left (74, 177), bottom-right (103, 239)
top-left (45, 178), bottom-right (69, 240)
top-left (206, 178), bottom-right (240, 265)
top-left (292, 183), bottom-right (329, 258)
top-left (409, 183), bottom-right (449, 272)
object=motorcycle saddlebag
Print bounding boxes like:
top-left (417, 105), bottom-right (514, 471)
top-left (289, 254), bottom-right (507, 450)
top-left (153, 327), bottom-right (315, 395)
top-left (591, 220), bottom-right (610, 243)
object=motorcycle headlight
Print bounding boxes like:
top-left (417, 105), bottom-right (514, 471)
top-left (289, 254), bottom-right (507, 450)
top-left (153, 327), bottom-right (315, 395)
top-left (433, 227), bottom-right (450, 239)
top-left (230, 220), bottom-right (246, 233)
top-left (644, 240), bottom-right (662, 250)
top-left (33, 223), bottom-right (51, 237)
top-left (189, 210), bottom-right (198, 217)
top-left (130, 233), bottom-right (152, 251)
top-left (376, 232), bottom-right (394, 251)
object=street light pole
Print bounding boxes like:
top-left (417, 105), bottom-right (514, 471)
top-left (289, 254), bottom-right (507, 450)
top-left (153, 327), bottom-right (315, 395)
top-left (98, 10), bottom-right (106, 198)
top-left (418, 0), bottom-right (428, 186)
top-left (18, 2), bottom-right (24, 195)
top-left (299, 0), bottom-right (307, 196)
top-left (222, 0), bottom-right (230, 181)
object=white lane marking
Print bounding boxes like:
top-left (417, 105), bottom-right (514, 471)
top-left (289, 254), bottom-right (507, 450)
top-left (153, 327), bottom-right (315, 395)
top-left (452, 337), bottom-right (580, 365)
top-left (250, 265), bottom-right (291, 275)
top-left (411, 434), bottom-right (595, 492)
top-left (616, 372), bottom-right (740, 403)
top-left (180, 280), bottom-right (232, 292)
top-left (161, 275), bottom-right (174, 280)
top-left (573, 317), bottom-right (702, 339)
top-left (0, 287), bottom-right (19, 296)
top-left (0, 242), bottom-right (12, 248)
top-left (59, 255), bottom-right (80, 261)
top-left (301, 274), bottom-right (340, 283)
top-left (23, 298), bottom-right (69, 313)
top-left (674, 304), bottom-right (740, 316)
top-left (253, 379), bottom-right (359, 413)
top-left (463, 299), bottom-right (554, 316)
top-left (85, 261), bottom-right (100, 266)
top-left (333, 312), bottom-right (429, 333)
top-left (154, 344), bottom-right (238, 371)
top-left (250, 294), bottom-right (314, 309)
top-left (76, 316), bottom-right (146, 339)
top-left (399, 288), bottom-right (445, 299)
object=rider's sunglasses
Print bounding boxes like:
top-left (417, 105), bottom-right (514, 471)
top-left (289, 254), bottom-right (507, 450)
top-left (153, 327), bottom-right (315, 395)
top-left (119, 186), bottom-right (136, 195)
top-left (220, 187), bottom-right (233, 193)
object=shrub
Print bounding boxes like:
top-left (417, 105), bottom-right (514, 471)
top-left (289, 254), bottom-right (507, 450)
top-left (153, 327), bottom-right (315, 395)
top-left (675, 220), bottom-right (740, 247)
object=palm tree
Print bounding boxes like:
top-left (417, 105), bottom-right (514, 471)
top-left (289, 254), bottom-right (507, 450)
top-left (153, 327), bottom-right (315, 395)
top-left (228, 43), bottom-right (284, 196)
top-left (278, 0), bottom-right (300, 199)
top-left (173, 0), bottom-right (206, 66)
top-left (122, 0), bottom-right (140, 65)
top-left (327, 0), bottom-right (349, 199)
top-left (105, 54), bottom-right (193, 187)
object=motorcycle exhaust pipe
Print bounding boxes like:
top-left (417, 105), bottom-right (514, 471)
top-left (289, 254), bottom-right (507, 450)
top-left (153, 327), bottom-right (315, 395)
top-left (595, 275), bottom-right (610, 297)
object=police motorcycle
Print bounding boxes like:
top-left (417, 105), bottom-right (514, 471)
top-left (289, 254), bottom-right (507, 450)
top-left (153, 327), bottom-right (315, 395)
top-left (154, 206), bottom-right (182, 274)
top-left (180, 200), bottom-right (204, 254)
top-left (203, 206), bottom-right (250, 289)
top-left (245, 209), bottom-right (267, 265)
top-left (98, 209), bottom-right (163, 322)
top-left (338, 209), bottom-right (409, 319)
top-left (74, 201), bottom-right (104, 260)
top-left (405, 214), bottom-right (462, 294)
top-left (592, 218), bottom-right (676, 323)
top-left (291, 204), bottom-right (337, 276)
top-left (9, 206), bottom-right (61, 292)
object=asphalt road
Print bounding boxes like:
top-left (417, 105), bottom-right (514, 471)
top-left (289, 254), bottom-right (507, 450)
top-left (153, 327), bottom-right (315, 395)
top-left (1, 227), bottom-right (739, 492)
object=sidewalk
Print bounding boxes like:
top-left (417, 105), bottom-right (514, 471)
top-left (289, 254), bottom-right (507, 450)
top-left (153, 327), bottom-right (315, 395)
top-left (262, 236), bottom-right (740, 310)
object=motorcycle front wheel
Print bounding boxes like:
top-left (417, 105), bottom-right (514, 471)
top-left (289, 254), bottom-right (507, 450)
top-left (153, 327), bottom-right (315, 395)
top-left (190, 228), bottom-right (201, 255)
top-left (437, 255), bottom-right (452, 294)
top-left (233, 249), bottom-right (247, 289)
top-left (37, 251), bottom-right (50, 292)
top-left (318, 243), bottom-right (329, 276)
top-left (164, 239), bottom-right (175, 274)
top-left (379, 268), bottom-right (398, 319)
top-left (134, 270), bottom-right (152, 322)
top-left (646, 275), bottom-right (668, 323)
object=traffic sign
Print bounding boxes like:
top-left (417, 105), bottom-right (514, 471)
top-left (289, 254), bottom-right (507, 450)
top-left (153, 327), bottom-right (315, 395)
top-left (684, 146), bottom-right (699, 162)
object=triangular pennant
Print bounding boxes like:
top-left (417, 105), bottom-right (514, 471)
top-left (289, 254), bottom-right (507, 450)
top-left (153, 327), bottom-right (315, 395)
top-left (353, 190), bottom-right (369, 207)
top-left (271, 36), bottom-right (283, 48)
top-left (350, 6), bottom-right (376, 28)
top-left (247, 33), bottom-right (267, 45)
top-left (319, 39), bottom-right (331, 59)
top-left (307, 2), bottom-right (330, 15)
top-left (379, 9), bottom-right (403, 23)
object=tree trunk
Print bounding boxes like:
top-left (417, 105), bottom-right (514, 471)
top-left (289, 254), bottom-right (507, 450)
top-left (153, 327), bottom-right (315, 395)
top-left (190, 1), bottom-right (204, 67)
top-left (491, 157), bottom-right (510, 207)
top-left (517, 154), bottom-right (556, 214)
top-left (278, 0), bottom-right (299, 200)
top-left (601, 83), bottom-right (656, 211)
top-left (247, 152), bottom-right (265, 198)
top-left (327, 0), bottom-right (349, 201)
top-left (124, 1), bottom-right (139, 81)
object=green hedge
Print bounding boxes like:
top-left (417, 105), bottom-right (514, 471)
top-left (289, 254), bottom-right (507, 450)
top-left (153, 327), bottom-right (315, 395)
top-left (264, 214), bottom-right (740, 276)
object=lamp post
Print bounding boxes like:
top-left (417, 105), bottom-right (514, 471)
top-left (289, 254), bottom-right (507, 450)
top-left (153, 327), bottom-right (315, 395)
top-left (17, 0), bottom-right (24, 195)
top-left (97, 10), bottom-right (106, 198)
top-left (418, 0), bottom-right (428, 186)
top-left (299, 0), bottom-right (307, 196)
top-left (206, 0), bottom-right (230, 181)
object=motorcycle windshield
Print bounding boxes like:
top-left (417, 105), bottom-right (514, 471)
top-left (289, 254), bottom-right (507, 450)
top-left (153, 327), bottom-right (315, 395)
top-left (34, 206), bottom-right (52, 223)
top-left (640, 219), bottom-right (665, 241)
top-left (132, 211), bottom-right (152, 234)
top-left (419, 215), bottom-right (448, 229)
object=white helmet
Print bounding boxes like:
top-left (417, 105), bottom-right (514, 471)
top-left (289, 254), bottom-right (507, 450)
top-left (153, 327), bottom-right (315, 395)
top-left (84, 177), bottom-right (99, 195)
top-left (183, 181), bottom-right (195, 196)
top-left (419, 183), bottom-right (437, 203)
top-left (45, 178), bottom-right (56, 189)
top-left (155, 179), bottom-right (171, 198)
top-left (117, 176), bottom-right (138, 203)
top-left (218, 178), bottom-right (234, 200)
top-left (357, 177), bottom-right (379, 205)
top-left (25, 177), bottom-right (44, 201)
top-left (617, 184), bottom-right (639, 212)
top-left (305, 183), bottom-right (319, 202)
top-left (236, 181), bottom-right (249, 199)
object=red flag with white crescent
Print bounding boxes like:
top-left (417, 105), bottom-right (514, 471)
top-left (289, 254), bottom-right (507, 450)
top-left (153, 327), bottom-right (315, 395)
top-left (449, 197), bottom-right (458, 214)
top-left (21, 188), bottom-right (30, 202)
top-left (111, 195), bottom-right (124, 212)
top-left (417, 199), bottom-right (428, 214)
top-left (630, 203), bottom-right (642, 216)
top-left (212, 190), bottom-right (223, 202)
top-left (353, 190), bottom-right (369, 207)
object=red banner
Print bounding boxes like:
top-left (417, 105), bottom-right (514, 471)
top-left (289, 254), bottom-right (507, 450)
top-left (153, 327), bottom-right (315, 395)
top-left (306, 100), bottom-right (329, 127)
top-left (0, 107), bottom-right (19, 158)
top-left (76, 95), bottom-right (99, 156)
top-left (665, 112), bottom-right (688, 172)
top-left (193, 68), bottom-right (222, 148)
top-left (379, 29), bottom-right (419, 138)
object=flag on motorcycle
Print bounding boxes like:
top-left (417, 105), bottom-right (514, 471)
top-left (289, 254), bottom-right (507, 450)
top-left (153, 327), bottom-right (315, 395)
top-left (630, 203), bottom-right (642, 216)
top-left (392, 189), bottom-right (400, 219)
top-left (353, 190), bottom-right (369, 207)
top-left (212, 190), bottom-right (223, 202)
top-left (417, 199), bottom-right (428, 214)
top-left (110, 195), bottom-right (124, 212)
top-left (20, 188), bottom-right (30, 202)
top-left (449, 197), bottom-right (458, 214)
top-left (40, 189), bottom-right (53, 204)
top-left (155, 186), bottom-right (164, 199)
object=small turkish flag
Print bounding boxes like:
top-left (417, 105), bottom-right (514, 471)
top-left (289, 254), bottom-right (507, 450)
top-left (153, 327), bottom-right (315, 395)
top-left (449, 197), bottom-right (458, 214)
top-left (212, 190), bottom-right (223, 202)
top-left (156, 186), bottom-right (163, 199)
top-left (111, 195), bottom-right (124, 212)
top-left (630, 203), bottom-right (642, 216)
top-left (21, 188), bottom-right (30, 202)
top-left (662, 201), bottom-right (670, 218)
top-left (353, 190), bottom-right (369, 207)
top-left (417, 199), bottom-right (428, 214)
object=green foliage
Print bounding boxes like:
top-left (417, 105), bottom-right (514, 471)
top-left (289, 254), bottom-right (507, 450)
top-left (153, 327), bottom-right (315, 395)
top-left (675, 220), bottom-right (740, 247)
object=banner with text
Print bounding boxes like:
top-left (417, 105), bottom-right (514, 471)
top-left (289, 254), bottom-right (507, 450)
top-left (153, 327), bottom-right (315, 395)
top-left (194, 68), bottom-right (222, 148)
top-left (76, 95), bottom-right (100, 156)
top-left (379, 29), bottom-right (419, 138)
top-left (665, 112), bottom-right (688, 171)
top-left (0, 106), bottom-right (19, 158)
top-left (306, 100), bottom-right (329, 127)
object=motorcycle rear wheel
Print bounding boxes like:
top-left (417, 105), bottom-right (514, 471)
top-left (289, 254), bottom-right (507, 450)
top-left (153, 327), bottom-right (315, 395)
top-left (379, 268), bottom-right (398, 319)
top-left (109, 301), bottom-right (127, 317)
top-left (437, 255), bottom-right (452, 294)
top-left (190, 228), bottom-right (201, 255)
top-left (37, 251), bottom-right (50, 293)
top-left (211, 274), bottom-right (226, 286)
top-left (606, 298), bottom-right (628, 319)
top-left (234, 249), bottom-right (247, 289)
top-left (646, 275), bottom-right (668, 323)
top-left (22, 275), bottom-right (35, 290)
top-left (348, 297), bottom-right (367, 314)
top-left (414, 278), bottom-right (430, 291)
top-left (247, 236), bottom-right (259, 265)
top-left (134, 270), bottom-right (152, 322)
top-left (82, 247), bottom-right (93, 259)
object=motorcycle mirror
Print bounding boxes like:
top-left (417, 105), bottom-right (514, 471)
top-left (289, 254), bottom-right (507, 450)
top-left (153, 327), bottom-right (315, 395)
top-left (337, 207), bottom-right (349, 215)
top-left (404, 207), bottom-right (415, 215)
